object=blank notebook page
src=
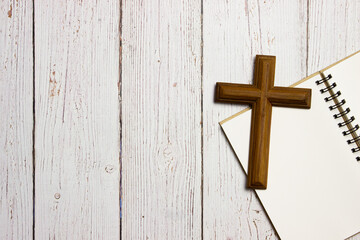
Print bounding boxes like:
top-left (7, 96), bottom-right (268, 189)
top-left (221, 51), bottom-right (360, 240)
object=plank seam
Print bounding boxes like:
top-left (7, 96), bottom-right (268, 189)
top-left (200, 0), bottom-right (204, 239)
top-left (32, 0), bottom-right (36, 239)
top-left (119, 0), bottom-right (123, 239)
top-left (306, 0), bottom-right (310, 76)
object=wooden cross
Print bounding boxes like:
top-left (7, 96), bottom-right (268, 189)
top-left (216, 55), bottom-right (311, 189)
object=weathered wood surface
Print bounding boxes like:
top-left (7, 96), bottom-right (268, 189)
top-left (0, 1), bottom-right (33, 239)
top-left (121, 0), bottom-right (202, 238)
top-left (0, 0), bottom-right (359, 239)
top-left (203, 0), bottom-right (307, 239)
top-left (34, 1), bottom-right (120, 239)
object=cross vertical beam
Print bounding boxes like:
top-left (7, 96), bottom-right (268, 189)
top-left (215, 55), bottom-right (311, 189)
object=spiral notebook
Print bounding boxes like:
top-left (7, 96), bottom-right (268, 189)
top-left (220, 50), bottom-right (360, 240)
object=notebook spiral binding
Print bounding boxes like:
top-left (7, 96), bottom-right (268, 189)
top-left (316, 73), bottom-right (360, 161)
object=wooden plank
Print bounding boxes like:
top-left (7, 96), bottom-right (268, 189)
top-left (34, 1), bottom-right (120, 238)
top-left (0, 1), bottom-right (33, 239)
top-left (308, 2), bottom-right (360, 172)
top-left (203, 0), bottom-right (307, 238)
top-left (121, 0), bottom-right (202, 239)
top-left (308, 0), bottom-right (360, 73)
top-left (307, 1), bottom-right (360, 239)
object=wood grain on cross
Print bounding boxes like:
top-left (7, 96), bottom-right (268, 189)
top-left (215, 55), bottom-right (311, 189)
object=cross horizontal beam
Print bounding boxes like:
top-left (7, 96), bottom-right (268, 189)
top-left (216, 83), bottom-right (311, 108)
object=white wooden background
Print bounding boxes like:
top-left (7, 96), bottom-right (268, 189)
top-left (0, 0), bottom-right (359, 239)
